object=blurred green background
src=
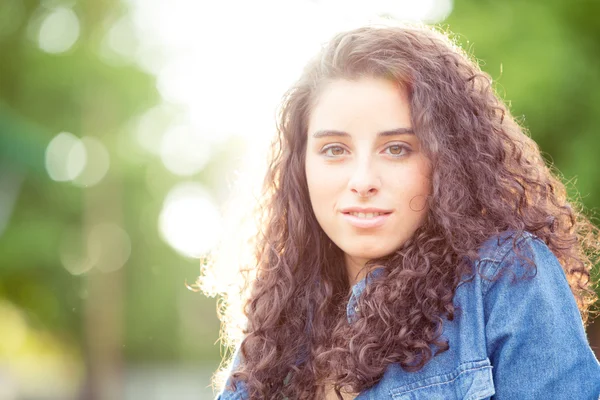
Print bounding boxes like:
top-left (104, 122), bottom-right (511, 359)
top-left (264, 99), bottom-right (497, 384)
top-left (1, 0), bottom-right (599, 399)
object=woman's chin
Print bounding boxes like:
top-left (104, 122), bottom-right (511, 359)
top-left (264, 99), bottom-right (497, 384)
top-left (344, 248), bottom-right (396, 264)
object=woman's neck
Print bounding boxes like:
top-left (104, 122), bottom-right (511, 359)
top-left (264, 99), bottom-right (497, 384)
top-left (344, 254), bottom-right (369, 286)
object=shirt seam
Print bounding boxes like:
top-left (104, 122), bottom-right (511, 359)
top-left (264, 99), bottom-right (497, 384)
top-left (388, 363), bottom-right (492, 396)
top-left (480, 233), bottom-right (538, 296)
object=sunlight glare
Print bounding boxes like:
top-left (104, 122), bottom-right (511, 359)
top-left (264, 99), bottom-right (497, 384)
top-left (133, 103), bottom-right (177, 155)
top-left (159, 125), bottom-right (211, 176)
top-left (158, 182), bottom-right (222, 258)
top-left (125, 0), bottom-right (454, 259)
top-left (128, 0), bottom-right (453, 152)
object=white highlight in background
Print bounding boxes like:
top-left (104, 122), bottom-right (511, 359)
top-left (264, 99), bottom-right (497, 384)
top-left (37, 6), bottom-right (80, 54)
top-left (159, 125), bottom-right (211, 177)
top-left (45, 132), bottom-right (87, 182)
top-left (159, 182), bottom-right (222, 258)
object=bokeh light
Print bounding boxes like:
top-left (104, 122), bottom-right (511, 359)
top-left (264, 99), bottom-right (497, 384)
top-left (159, 182), bottom-right (222, 258)
top-left (45, 132), bottom-right (87, 182)
top-left (133, 104), bottom-right (178, 155)
top-left (72, 137), bottom-right (110, 188)
top-left (59, 226), bottom-right (93, 276)
top-left (37, 6), bottom-right (80, 54)
top-left (159, 125), bottom-right (211, 177)
top-left (87, 223), bottom-right (132, 273)
top-left (99, 15), bottom-right (138, 66)
top-left (60, 222), bottom-right (132, 274)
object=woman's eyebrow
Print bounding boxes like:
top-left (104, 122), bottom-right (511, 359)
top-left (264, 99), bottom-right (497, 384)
top-left (311, 127), bottom-right (414, 138)
top-left (378, 128), bottom-right (414, 136)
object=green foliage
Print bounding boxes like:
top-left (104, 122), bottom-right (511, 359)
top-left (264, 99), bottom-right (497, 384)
top-left (446, 0), bottom-right (600, 213)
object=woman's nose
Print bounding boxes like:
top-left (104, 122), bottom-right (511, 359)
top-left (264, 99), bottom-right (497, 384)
top-left (347, 158), bottom-right (381, 198)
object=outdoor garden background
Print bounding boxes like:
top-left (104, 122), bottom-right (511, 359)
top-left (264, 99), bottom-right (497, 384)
top-left (1, 0), bottom-right (600, 399)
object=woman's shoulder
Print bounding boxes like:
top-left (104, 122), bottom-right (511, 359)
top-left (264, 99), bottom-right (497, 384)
top-left (476, 229), bottom-right (543, 263)
top-left (473, 230), bottom-right (567, 296)
top-left (473, 230), bottom-right (600, 397)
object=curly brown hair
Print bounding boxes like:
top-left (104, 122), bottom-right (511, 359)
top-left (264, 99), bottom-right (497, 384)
top-left (201, 24), bottom-right (599, 399)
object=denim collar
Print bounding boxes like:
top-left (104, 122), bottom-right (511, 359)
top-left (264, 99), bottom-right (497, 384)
top-left (346, 267), bottom-right (386, 322)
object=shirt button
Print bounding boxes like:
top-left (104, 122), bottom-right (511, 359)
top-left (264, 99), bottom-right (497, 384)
top-left (354, 305), bottom-right (360, 313)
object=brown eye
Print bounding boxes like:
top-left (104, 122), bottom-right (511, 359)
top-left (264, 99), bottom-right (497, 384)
top-left (323, 146), bottom-right (347, 157)
top-left (384, 144), bottom-right (410, 157)
top-left (331, 147), bottom-right (344, 155)
top-left (389, 145), bottom-right (403, 154)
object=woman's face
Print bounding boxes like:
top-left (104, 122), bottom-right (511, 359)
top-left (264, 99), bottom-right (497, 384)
top-left (305, 77), bottom-right (432, 280)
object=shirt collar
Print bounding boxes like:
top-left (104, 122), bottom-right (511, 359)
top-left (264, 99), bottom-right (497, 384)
top-left (347, 267), bottom-right (386, 322)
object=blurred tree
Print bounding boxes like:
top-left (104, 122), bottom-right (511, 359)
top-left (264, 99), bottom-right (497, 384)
top-left (0, 0), bottom-right (159, 398)
top-left (446, 0), bottom-right (600, 210)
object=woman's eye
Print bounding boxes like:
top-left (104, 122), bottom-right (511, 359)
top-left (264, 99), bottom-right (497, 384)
top-left (322, 146), bottom-right (347, 157)
top-left (384, 144), bottom-right (410, 157)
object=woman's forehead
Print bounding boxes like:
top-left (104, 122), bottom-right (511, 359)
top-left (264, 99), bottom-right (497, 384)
top-left (307, 78), bottom-right (412, 137)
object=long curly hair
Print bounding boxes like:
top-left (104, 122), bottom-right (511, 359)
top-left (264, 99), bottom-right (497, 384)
top-left (201, 24), bottom-right (599, 399)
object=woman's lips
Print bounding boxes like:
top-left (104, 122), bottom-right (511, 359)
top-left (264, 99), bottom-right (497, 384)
top-left (341, 211), bottom-right (392, 228)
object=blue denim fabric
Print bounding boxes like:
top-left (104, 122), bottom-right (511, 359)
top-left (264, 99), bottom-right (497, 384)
top-left (217, 232), bottom-right (600, 399)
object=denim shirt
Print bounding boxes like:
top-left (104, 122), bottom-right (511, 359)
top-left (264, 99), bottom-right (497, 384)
top-left (216, 232), bottom-right (600, 399)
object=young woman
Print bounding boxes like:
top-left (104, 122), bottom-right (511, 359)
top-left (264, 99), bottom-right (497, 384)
top-left (205, 24), bottom-right (600, 399)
